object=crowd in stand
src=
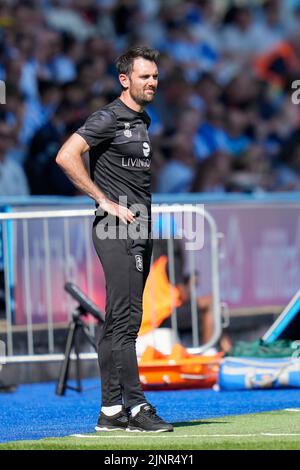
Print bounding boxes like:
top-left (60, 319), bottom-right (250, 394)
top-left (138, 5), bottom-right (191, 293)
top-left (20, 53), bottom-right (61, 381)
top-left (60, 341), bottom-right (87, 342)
top-left (1, 0), bottom-right (300, 197)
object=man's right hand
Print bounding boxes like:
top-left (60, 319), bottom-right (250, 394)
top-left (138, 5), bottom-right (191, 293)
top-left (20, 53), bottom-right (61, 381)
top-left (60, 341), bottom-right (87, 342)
top-left (99, 198), bottom-right (136, 224)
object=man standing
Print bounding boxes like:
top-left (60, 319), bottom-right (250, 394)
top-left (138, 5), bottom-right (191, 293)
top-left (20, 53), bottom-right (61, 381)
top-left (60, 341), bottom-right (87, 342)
top-left (56, 46), bottom-right (173, 433)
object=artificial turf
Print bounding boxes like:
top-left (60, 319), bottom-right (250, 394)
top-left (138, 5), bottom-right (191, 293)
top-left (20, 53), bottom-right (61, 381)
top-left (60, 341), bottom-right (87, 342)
top-left (1, 410), bottom-right (300, 450)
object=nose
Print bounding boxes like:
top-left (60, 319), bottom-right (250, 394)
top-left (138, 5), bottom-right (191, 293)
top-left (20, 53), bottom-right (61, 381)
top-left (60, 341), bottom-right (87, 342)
top-left (148, 77), bottom-right (157, 88)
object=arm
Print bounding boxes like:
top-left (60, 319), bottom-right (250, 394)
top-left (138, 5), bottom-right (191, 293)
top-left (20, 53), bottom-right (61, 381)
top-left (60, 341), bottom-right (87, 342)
top-left (55, 133), bottom-right (135, 224)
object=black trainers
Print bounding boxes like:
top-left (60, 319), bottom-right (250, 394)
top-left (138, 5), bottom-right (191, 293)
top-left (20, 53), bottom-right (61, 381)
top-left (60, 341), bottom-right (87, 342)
top-left (95, 407), bottom-right (129, 432)
top-left (127, 404), bottom-right (173, 433)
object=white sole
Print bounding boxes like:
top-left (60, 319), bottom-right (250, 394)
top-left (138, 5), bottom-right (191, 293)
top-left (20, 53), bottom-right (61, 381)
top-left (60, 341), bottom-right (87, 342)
top-left (95, 426), bottom-right (127, 432)
top-left (126, 428), bottom-right (172, 433)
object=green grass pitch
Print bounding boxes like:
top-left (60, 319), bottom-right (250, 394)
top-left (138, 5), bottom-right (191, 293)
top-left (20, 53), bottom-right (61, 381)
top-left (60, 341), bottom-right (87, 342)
top-left (1, 410), bottom-right (300, 450)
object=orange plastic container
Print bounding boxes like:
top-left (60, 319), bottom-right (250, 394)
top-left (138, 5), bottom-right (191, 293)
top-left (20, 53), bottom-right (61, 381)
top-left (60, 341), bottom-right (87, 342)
top-left (138, 344), bottom-right (223, 390)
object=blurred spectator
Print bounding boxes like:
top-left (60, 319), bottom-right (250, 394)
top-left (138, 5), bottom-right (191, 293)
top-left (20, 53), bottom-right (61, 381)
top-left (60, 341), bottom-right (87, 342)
top-left (160, 24), bottom-right (218, 82)
top-left (112, 0), bottom-right (141, 40)
top-left (0, 83), bottom-right (26, 163)
top-left (187, 0), bottom-right (221, 54)
top-left (24, 101), bottom-right (77, 195)
top-left (156, 131), bottom-right (197, 194)
top-left (194, 72), bottom-right (221, 109)
top-left (258, 0), bottom-right (285, 51)
top-left (221, 6), bottom-right (262, 60)
top-left (191, 152), bottom-right (230, 193)
top-left (22, 79), bottom-right (61, 145)
top-left (0, 123), bottom-right (29, 196)
top-left (222, 70), bottom-right (261, 110)
top-left (275, 129), bottom-right (300, 191)
top-left (44, 0), bottom-right (98, 41)
top-left (227, 145), bottom-right (275, 193)
top-left (224, 108), bottom-right (252, 156)
top-left (254, 31), bottom-right (300, 88)
top-left (194, 103), bottom-right (228, 160)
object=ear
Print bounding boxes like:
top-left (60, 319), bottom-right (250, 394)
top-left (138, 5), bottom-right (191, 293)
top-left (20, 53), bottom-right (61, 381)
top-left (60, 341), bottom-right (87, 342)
top-left (119, 73), bottom-right (130, 89)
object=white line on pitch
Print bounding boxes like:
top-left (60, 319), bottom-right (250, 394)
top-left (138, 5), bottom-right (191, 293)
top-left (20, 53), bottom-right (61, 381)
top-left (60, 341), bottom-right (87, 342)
top-left (262, 433), bottom-right (300, 436)
top-left (70, 432), bottom-right (300, 439)
top-left (284, 409), bottom-right (300, 412)
top-left (70, 434), bottom-right (257, 439)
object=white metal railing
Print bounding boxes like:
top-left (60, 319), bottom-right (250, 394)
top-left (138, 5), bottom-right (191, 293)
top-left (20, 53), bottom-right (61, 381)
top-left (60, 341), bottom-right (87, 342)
top-left (0, 204), bottom-right (224, 364)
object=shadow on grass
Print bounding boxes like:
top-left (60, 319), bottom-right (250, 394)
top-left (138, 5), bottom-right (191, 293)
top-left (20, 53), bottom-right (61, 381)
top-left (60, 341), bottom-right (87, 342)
top-left (173, 420), bottom-right (229, 428)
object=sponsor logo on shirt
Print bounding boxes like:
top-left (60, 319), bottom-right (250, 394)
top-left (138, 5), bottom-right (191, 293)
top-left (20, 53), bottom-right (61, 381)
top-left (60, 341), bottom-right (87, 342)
top-left (142, 142), bottom-right (150, 157)
top-left (122, 157), bottom-right (151, 168)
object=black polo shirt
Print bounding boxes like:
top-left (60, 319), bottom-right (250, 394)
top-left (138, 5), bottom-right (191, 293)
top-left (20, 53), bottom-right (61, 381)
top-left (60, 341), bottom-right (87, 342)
top-left (76, 98), bottom-right (152, 220)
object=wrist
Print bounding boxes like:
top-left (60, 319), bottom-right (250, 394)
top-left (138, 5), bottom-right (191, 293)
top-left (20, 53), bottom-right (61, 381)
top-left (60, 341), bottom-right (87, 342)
top-left (98, 196), bottom-right (108, 207)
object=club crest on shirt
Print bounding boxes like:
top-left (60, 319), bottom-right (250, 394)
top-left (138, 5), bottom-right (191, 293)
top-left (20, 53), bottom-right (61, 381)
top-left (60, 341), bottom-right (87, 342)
top-left (124, 122), bottom-right (132, 138)
top-left (135, 254), bottom-right (143, 272)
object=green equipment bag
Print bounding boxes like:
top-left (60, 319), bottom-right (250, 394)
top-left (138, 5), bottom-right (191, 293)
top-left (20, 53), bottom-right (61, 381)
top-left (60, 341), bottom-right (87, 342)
top-left (226, 339), bottom-right (300, 358)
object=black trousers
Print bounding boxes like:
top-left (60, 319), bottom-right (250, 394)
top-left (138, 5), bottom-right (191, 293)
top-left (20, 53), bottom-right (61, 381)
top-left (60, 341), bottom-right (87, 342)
top-left (92, 215), bottom-right (152, 409)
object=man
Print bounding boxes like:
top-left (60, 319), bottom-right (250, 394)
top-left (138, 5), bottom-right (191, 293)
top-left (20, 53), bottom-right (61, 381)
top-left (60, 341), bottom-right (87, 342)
top-left (56, 46), bottom-right (173, 433)
top-left (0, 123), bottom-right (29, 196)
top-left (141, 218), bottom-right (215, 345)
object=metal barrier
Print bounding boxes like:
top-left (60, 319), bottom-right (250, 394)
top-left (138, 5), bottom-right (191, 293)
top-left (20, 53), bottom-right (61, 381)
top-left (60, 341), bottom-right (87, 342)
top-left (0, 204), bottom-right (223, 364)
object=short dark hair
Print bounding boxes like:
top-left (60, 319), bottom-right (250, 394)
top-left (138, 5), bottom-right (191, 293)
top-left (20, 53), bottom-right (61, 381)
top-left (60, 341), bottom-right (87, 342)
top-left (115, 46), bottom-right (159, 76)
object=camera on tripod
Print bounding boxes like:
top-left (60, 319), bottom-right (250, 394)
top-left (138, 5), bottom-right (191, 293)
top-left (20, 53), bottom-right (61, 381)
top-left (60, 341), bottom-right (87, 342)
top-left (56, 282), bottom-right (105, 396)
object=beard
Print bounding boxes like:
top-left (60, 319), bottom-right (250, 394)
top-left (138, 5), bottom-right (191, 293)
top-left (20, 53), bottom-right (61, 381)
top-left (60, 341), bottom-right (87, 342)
top-left (129, 86), bottom-right (155, 107)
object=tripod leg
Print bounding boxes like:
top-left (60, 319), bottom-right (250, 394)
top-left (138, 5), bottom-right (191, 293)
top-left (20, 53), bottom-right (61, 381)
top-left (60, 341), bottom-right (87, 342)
top-left (82, 324), bottom-right (98, 351)
top-left (56, 320), bottom-right (77, 396)
top-left (74, 327), bottom-right (82, 392)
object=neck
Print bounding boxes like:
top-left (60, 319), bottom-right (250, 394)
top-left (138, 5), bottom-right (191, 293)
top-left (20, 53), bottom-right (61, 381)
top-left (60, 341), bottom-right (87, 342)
top-left (119, 91), bottom-right (144, 113)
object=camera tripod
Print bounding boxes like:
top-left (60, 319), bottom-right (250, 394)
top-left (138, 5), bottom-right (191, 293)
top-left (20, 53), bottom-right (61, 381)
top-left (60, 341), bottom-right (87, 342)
top-left (56, 282), bottom-right (104, 396)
